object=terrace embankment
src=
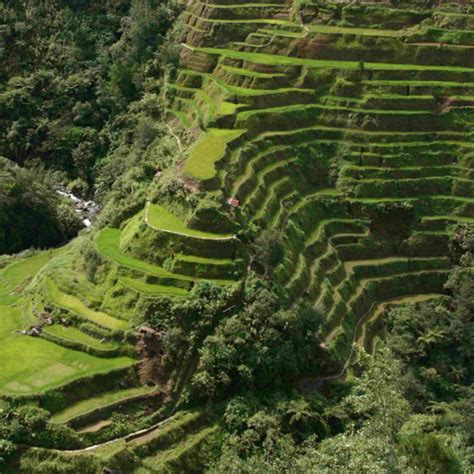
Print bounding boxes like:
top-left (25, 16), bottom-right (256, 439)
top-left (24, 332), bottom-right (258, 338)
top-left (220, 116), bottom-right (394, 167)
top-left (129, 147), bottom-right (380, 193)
top-left (166, 0), bottom-right (474, 364)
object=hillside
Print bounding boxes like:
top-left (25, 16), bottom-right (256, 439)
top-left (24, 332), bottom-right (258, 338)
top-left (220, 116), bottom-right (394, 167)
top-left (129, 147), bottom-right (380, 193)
top-left (1, 0), bottom-right (473, 472)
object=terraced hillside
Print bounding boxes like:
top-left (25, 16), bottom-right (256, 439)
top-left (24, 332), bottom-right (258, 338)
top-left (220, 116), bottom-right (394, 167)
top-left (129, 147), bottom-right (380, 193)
top-left (164, 0), bottom-right (474, 362)
top-left (2, 0), bottom-right (474, 471)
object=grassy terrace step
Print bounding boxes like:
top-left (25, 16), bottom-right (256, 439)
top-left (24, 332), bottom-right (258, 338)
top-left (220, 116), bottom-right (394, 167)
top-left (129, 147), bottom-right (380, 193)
top-left (324, 266), bottom-right (450, 341)
top-left (230, 143), bottom-right (291, 197)
top-left (319, 254), bottom-right (448, 308)
top-left (355, 293), bottom-right (444, 352)
top-left (347, 193), bottom-right (474, 203)
top-left (57, 410), bottom-right (206, 464)
top-left (240, 159), bottom-right (296, 215)
top-left (146, 203), bottom-right (234, 240)
top-left (251, 175), bottom-right (294, 226)
top-left (265, 23), bottom-right (403, 38)
top-left (174, 96), bottom-right (205, 124)
top-left (137, 425), bottom-right (218, 474)
top-left (322, 93), bottom-right (438, 111)
top-left (226, 125), bottom-right (471, 163)
top-left (304, 246), bottom-right (341, 302)
top-left (0, 304), bottom-right (134, 396)
top-left (119, 277), bottom-right (189, 298)
top-left (285, 232), bottom-right (351, 301)
top-left (348, 176), bottom-right (470, 199)
top-left (184, 128), bottom-right (245, 181)
top-left (344, 256), bottom-right (451, 278)
top-left (236, 102), bottom-right (441, 126)
top-left (344, 152), bottom-right (461, 168)
top-left (127, 410), bottom-right (205, 454)
top-left (272, 189), bottom-right (299, 227)
top-left (180, 68), bottom-right (314, 97)
top-left (220, 63), bottom-right (285, 79)
top-left (364, 80), bottom-right (474, 89)
top-left (43, 325), bottom-right (119, 354)
top-left (342, 165), bottom-right (465, 180)
top-left (171, 253), bottom-right (239, 279)
top-left (188, 45), bottom-right (474, 73)
top-left (0, 249), bottom-right (62, 306)
top-left (51, 386), bottom-right (156, 424)
top-left (184, 12), bottom-right (291, 26)
top-left (420, 215), bottom-right (474, 230)
top-left (45, 278), bottom-right (128, 331)
top-left (167, 108), bottom-right (192, 128)
top-left (95, 228), bottom-right (234, 286)
top-left (280, 219), bottom-right (368, 290)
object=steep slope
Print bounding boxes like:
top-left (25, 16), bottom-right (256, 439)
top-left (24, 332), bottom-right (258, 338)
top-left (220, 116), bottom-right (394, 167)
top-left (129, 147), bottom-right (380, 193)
top-left (3, 0), bottom-right (474, 471)
top-left (165, 0), bottom-right (473, 363)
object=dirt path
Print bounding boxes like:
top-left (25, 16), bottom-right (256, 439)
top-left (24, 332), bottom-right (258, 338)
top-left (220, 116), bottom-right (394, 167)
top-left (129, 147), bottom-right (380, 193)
top-left (299, 293), bottom-right (443, 391)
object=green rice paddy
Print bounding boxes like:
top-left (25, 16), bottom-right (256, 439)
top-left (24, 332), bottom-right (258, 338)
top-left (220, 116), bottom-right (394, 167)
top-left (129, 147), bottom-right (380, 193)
top-left (45, 278), bottom-right (129, 331)
top-left (146, 203), bottom-right (234, 239)
top-left (44, 325), bottom-right (118, 352)
top-left (184, 128), bottom-right (245, 180)
top-left (0, 304), bottom-right (133, 396)
top-left (52, 385), bottom-right (156, 424)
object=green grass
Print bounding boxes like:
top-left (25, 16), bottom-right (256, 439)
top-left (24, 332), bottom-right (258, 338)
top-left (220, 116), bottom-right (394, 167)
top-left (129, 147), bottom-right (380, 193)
top-left (96, 228), bottom-right (174, 279)
top-left (356, 293), bottom-right (444, 348)
top-left (305, 24), bottom-right (403, 37)
top-left (192, 45), bottom-right (474, 72)
top-left (1, 250), bottom-right (61, 289)
top-left (51, 386), bottom-right (156, 424)
top-left (95, 228), bottom-right (233, 285)
top-left (219, 101), bottom-right (245, 116)
top-left (0, 304), bottom-right (133, 396)
top-left (175, 254), bottom-right (233, 266)
top-left (184, 128), bottom-right (245, 180)
top-left (44, 325), bottom-right (118, 351)
top-left (140, 425), bottom-right (219, 472)
top-left (119, 277), bottom-right (188, 297)
top-left (45, 278), bottom-right (128, 331)
top-left (422, 215), bottom-right (474, 223)
top-left (182, 69), bottom-right (314, 97)
top-left (0, 249), bottom-right (63, 305)
top-left (146, 204), bottom-right (234, 240)
top-left (220, 64), bottom-right (285, 78)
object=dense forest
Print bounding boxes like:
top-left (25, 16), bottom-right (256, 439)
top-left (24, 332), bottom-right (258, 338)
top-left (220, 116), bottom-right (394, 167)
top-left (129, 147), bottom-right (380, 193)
top-left (0, 0), bottom-right (473, 472)
top-left (0, 0), bottom-right (180, 251)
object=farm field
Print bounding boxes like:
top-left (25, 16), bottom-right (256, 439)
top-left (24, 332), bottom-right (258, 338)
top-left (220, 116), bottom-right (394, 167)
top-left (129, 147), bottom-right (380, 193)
top-left (51, 385), bottom-right (157, 424)
top-left (0, 304), bottom-right (133, 396)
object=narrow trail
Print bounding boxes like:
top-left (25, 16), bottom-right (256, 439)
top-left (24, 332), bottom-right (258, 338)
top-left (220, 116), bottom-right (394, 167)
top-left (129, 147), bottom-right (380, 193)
top-left (299, 293), bottom-right (444, 390)
top-left (166, 124), bottom-right (183, 152)
top-left (57, 411), bottom-right (178, 454)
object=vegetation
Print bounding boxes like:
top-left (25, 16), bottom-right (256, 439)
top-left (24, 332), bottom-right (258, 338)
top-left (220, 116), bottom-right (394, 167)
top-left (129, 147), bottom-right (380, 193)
top-left (0, 157), bottom-right (81, 253)
top-left (0, 305), bottom-right (134, 396)
top-left (185, 129), bottom-right (246, 181)
top-left (1, 0), bottom-right (474, 472)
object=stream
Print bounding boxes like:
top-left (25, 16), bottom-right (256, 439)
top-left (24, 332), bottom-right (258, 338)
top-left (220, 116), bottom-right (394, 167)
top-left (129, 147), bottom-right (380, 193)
top-left (57, 186), bottom-right (100, 229)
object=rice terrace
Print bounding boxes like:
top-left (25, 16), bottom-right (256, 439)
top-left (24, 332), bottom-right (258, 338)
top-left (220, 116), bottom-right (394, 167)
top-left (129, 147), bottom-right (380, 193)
top-left (0, 0), bottom-right (473, 472)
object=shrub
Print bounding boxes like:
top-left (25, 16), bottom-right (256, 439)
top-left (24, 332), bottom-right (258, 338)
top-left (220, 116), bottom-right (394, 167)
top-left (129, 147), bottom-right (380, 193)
top-left (369, 202), bottom-right (417, 242)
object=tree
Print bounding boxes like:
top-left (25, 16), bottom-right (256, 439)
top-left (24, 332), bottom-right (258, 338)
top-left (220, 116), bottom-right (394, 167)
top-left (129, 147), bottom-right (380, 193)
top-left (0, 157), bottom-right (82, 253)
top-left (369, 202), bottom-right (417, 242)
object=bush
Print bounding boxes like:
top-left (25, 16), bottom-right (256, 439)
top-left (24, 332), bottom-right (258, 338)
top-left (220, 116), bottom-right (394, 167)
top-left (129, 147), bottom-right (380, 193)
top-left (369, 202), bottom-right (417, 242)
top-left (0, 157), bottom-right (82, 253)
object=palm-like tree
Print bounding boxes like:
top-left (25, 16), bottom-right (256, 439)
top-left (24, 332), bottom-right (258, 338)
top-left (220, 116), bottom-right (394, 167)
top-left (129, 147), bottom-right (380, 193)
top-left (416, 329), bottom-right (446, 346)
top-left (450, 365), bottom-right (466, 383)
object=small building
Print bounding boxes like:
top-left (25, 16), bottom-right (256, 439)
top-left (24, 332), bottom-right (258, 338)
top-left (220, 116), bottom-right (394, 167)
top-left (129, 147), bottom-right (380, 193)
top-left (226, 197), bottom-right (240, 208)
